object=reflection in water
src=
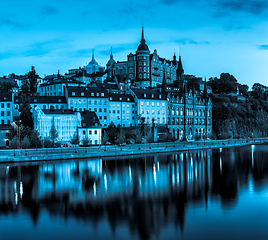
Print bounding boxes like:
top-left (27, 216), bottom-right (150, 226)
top-left (1, 145), bottom-right (268, 239)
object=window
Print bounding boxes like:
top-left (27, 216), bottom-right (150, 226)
top-left (72, 92), bottom-right (75, 96)
top-left (91, 93), bottom-right (94, 96)
top-left (7, 120), bottom-right (10, 124)
top-left (1, 120), bottom-right (4, 124)
top-left (99, 108), bottom-right (102, 112)
top-left (99, 100), bottom-right (102, 105)
top-left (117, 104), bottom-right (120, 107)
top-left (7, 103), bottom-right (10, 108)
top-left (81, 92), bottom-right (84, 96)
top-left (1, 103), bottom-right (3, 108)
top-left (1, 111), bottom-right (4, 116)
top-left (94, 130), bottom-right (97, 135)
top-left (94, 108), bottom-right (97, 112)
top-left (83, 130), bottom-right (86, 135)
top-left (162, 110), bottom-right (165, 114)
top-left (123, 104), bottom-right (125, 107)
top-left (104, 108), bottom-right (107, 112)
top-left (157, 102), bottom-right (159, 107)
top-left (79, 100), bottom-right (82, 105)
top-left (89, 130), bottom-right (92, 135)
top-left (104, 116), bottom-right (107, 119)
top-left (162, 102), bottom-right (165, 107)
top-left (152, 102), bottom-right (154, 107)
top-left (146, 101), bottom-right (149, 106)
top-left (152, 109), bottom-right (155, 114)
top-left (141, 101), bottom-right (144, 106)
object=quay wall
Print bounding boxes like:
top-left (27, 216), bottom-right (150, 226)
top-left (0, 138), bottom-right (267, 163)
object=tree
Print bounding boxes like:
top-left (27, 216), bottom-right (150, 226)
top-left (49, 125), bottom-right (58, 147)
top-left (102, 131), bottom-right (109, 151)
top-left (27, 66), bottom-right (39, 95)
top-left (30, 129), bottom-right (41, 148)
top-left (19, 95), bottom-right (33, 129)
top-left (21, 136), bottom-right (31, 149)
top-left (106, 122), bottom-right (117, 144)
top-left (70, 133), bottom-right (79, 153)
top-left (70, 133), bottom-right (79, 145)
top-left (117, 130), bottom-right (125, 145)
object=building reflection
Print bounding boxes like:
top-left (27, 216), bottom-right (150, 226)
top-left (0, 145), bottom-right (268, 239)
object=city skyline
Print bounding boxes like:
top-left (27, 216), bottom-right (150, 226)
top-left (1, 0), bottom-right (268, 88)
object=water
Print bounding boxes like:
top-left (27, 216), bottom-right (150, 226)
top-left (1, 145), bottom-right (268, 240)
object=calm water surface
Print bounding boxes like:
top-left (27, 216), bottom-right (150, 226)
top-left (1, 145), bottom-right (268, 240)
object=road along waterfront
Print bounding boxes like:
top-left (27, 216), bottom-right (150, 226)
top-left (1, 138), bottom-right (268, 163)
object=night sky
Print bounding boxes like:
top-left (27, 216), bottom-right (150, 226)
top-left (1, 0), bottom-right (268, 88)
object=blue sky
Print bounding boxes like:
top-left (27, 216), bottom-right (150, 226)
top-left (0, 0), bottom-right (268, 88)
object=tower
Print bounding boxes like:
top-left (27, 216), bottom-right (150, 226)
top-left (135, 26), bottom-right (150, 86)
top-left (176, 55), bottom-right (186, 89)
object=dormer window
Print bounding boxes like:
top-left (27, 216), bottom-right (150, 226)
top-left (58, 99), bottom-right (61, 102)
top-left (91, 93), bottom-right (94, 96)
top-left (101, 93), bottom-right (104, 96)
top-left (81, 92), bottom-right (84, 96)
top-left (83, 123), bottom-right (86, 127)
top-left (159, 95), bottom-right (161, 99)
top-left (151, 94), bottom-right (154, 98)
top-left (119, 97), bottom-right (122, 101)
top-left (127, 98), bottom-right (130, 101)
top-left (96, 93), bottom-right (99, 96)
top-left (72, 92), bottom-right (75, 96)
top-left (34, 99), bottom-right (37, 102)
top-left (4, 97), bottom-right (6, 100)
top-left (110, 97), bottom-right (112, 100)
top-left (144, 93), bottom-right (146, 98)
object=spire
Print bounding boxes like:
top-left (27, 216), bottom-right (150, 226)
top-left (172, 51), bottom-right (177, 66)
top-left (161, 69), bottom-right (167, 95)
top-left (92, 49), bottom-right (95, 61)
top-left (110, 47), bottom-right (113, 59)
top-left (204, 76), bottom-right (208, 101)
top-left (141, 25), bottom-right (145, 41)
top-left (137, 25), bottom-right (149, 51)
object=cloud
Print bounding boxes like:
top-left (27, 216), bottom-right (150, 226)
top-left (258, 45), bottom-right (268, 50)
top-left (41, 5), bottom-right (59, 15)
top-left (216, 0), bottom-right (268, 15)
top-left (175, 38), bottom-right (210, 45)
top-left (0, 17), bottom-right (27, 29)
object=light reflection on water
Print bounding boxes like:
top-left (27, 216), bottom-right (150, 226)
top-left (0, 144), bottom-right (268, 240)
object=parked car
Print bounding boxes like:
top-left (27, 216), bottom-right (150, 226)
top-left (118, 143), bottom-right (126, 146)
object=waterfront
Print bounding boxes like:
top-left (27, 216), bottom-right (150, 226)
top-left (0, 144), bottom-right (268, 240)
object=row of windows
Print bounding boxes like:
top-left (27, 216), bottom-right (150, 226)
top-left (1, 119), bottom-right (10, 124)
top-left (109, 103), bottom-right (134, 108)
top-left (168, 118), bottom-right (210, 125)
top-left (168, 107), bottom-right (211, 117)
top-left (70, 99), bottom-right (107, 105)
top-left (141, 101), bottom-right (164, 107)
top-left (1, 111), bottom-right (10, 116)
top-left (1, 103), bottom-right (10, 108)
top-left (141, 109), bottom-right (165, 115)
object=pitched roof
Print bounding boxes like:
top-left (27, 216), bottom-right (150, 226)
top-left (0, 92), bottom-right (12, 102)
top-left (42, 109), bottom-right (75, 115)
top-left (67, 86), bottom-right (109, 98)
top-left (108, 93), bottom-right (134, 102)
top-left (130, 88), bottom-right (167, 100)
top-left (80, 110), bottom-right (100, 128)
top-left (30, 96), bottom-right (67, 104)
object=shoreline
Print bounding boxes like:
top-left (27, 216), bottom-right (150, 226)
top-left (0, 138), bottom-right (267, 163)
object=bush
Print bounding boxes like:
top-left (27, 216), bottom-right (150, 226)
top-left (43, 137), bottom-right (53, 148)
top-left (82, 137), bottom-right (90, 146)
top-left (21, 136), bottom-right (31, 149)
top-left (11, 136), bottom-right (18, 149)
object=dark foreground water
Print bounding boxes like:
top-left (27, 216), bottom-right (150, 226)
top-left (1, 145), bottom-right (268, 240)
